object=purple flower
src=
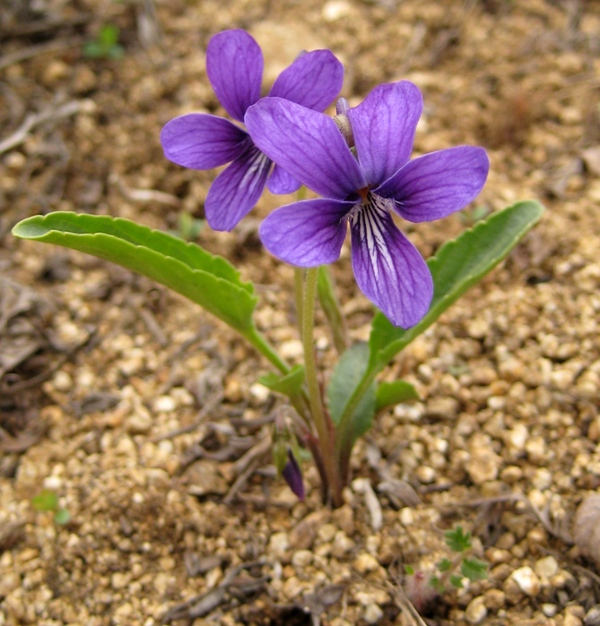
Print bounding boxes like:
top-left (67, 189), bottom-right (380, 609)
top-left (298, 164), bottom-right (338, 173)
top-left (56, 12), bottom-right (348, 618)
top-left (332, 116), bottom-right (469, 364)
top-left (245, 81), bottom-right (490, 327)
top-left (160, 29), bottom-right (343, 231)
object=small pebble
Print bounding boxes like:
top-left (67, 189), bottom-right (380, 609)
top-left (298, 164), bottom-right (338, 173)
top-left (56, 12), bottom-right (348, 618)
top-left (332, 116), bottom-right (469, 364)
top-left (153, 395), bottom-right (177, 412)
top-left (363, 602), bottom-right (383, 624)
top-left (465, 596), bottom-right (488, 625)
top-left (322, 0), bottom-right (351, 21)
top-left (542, 604), bottom-right (558, 617)
top-left (564, 615), bottom-right (583, 626)
top-left (111, 572), bottom-right (131, 590)
top-left (510, 566), bottom-right (541, 596)
top-left (584, 605), bottom-right (600, 626)
top-left (353, 553), bottom-right (380, 574)
top-left (292, 550), bottom-right (313, 568)
top-left (534, 555), bottom-right (558, 578)
top-left (483, 588), bottom-right (505, 610)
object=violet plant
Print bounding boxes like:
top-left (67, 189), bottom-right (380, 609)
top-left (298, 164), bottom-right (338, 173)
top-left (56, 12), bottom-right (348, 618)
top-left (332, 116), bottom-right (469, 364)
top-left (12, 29), bottom-right (544, 507)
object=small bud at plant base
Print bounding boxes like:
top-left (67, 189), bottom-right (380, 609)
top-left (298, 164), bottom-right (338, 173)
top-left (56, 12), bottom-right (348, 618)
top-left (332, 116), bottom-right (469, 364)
top-left (272, 437), bottom-right (288, 476)
top-left (282, 448), bottom-right (305, 501)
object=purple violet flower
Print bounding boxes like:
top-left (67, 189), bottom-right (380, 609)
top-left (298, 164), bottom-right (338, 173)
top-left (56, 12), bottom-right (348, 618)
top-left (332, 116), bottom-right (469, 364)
top-left (244, 81), bottom-right (490, 328)
top-left (160, 29), bottom-right (344, 231)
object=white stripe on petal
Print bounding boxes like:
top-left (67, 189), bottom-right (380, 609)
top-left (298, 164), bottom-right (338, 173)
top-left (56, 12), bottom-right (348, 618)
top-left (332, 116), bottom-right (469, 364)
top-left (240, 149), bottom-right (271, 192)
top-left (350, 193), bottom-right (394, 280)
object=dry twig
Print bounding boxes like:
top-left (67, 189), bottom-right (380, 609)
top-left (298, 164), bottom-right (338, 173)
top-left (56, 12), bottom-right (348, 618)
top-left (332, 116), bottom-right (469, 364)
top-left (0, 100), bottom-right (84, 155)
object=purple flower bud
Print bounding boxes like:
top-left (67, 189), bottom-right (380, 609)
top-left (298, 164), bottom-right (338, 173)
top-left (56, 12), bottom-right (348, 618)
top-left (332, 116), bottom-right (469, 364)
top-left (282, 449), bottom-right (305, 501)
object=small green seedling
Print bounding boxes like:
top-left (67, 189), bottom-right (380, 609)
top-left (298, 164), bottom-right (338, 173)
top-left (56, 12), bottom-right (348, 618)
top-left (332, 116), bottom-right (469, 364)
top-left (175, 212), bottom-right (205, 242)
top-left (458, 204), bottom-right (491, 226)
top-left (404, 525), bottom-right (488, 612)
top-left (84, 24), bottom-right (124, 60)
top-left (32, 489), bottom-right (71, 526)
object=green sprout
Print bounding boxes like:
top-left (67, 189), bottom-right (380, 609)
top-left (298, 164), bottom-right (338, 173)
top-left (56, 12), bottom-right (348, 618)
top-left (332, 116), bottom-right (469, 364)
top-left (84, 24), bottom-right (125, 60)
top-left (404, 525), bottom-right (488, 611)
top-left (444, 525), bottom-right (472, 552)
top-left (177, 212), bottom-right (205, 242)
top-left (458, 204), bottom-right (491, 226)
top-left (32, 489), bottom-right (71, 526)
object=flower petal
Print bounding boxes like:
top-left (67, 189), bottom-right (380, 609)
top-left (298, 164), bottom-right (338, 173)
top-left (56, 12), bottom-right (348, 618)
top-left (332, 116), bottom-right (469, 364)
top-left (246, 98), bottom-right (366, 199)
top-left (160, 114), bottom-right (249, 169)
top-left (267, 164), bottom-right (302, 195)
top-left (260, 198), bottom-right (352, 266)
top-left (377, 146), bottom-right (490, 222)
top-left (269, 49), bottom-right (344, 112)
top-left (205, 144), bottom-right (271, 231)
top-left (348, 81), bottom-right (423, 187)
top-left (350, 195), bottom-right (433, 328)
top-left (206, 29), bottom-right (263, 122)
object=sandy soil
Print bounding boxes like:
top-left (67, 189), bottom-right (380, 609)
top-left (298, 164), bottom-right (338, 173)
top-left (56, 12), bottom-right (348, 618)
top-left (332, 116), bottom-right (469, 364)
top-left (1, 0), bottom-right (600, 624)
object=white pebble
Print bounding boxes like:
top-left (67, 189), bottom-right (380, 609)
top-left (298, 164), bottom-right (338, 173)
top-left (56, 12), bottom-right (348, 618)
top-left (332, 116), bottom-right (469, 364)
top-left (465, 596), bottom-right (488, 625)
top-left (363, 602), bottom-right (383, 624)
top-left (322, 0), bottom-right (351, 21)
top-left (535, 556), bottom-right (558, 579)
top-left (511, 566), bottom-right (541, 596)
top-left (153, 395), bottom-right (177, 412)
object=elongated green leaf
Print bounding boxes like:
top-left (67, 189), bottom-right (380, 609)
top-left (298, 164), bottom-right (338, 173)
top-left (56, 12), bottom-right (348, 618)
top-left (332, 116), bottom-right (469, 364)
top-left (328, 343), bottom-right (376, 439)
top-left (259, 365), bottom-right (305, 396)
top-left (375, 379), bottom-right (420, 412)
top-left (369, 200), bottom-right (544, 369)
top-left (12, 212), bottom-right (257, 332)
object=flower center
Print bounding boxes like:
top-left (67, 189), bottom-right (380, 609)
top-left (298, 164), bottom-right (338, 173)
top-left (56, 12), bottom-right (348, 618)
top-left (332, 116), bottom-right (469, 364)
top-left (348, 191), bottom-right (391, 227)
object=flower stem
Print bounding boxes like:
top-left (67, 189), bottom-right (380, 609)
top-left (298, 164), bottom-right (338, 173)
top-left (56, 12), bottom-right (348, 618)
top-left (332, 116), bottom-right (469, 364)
top-left (302, 267), bottom-right (342, 506)
top-left (294, 267), bottom-right (304, 337)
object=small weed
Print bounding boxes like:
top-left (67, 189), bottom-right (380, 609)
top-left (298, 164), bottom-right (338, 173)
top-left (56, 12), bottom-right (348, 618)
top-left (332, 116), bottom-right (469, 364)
top-left (84, 24), bottom-right (124, 60)
top-left (32, 489), bottom-right (71, 526)
top-left (458, 204), bottom-right (491, 226)
top-left (404, 525), bottom-right (488, 613)
top-left (170, 212), bottom-right (205, 242)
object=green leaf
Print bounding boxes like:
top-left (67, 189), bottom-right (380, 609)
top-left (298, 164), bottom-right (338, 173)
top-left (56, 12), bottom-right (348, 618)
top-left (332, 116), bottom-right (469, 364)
top-left (83, 42), bottom-right (103, 58)
top-left (369, 200), bottom-right (544, 370)
top-left (404, 565), bottom-right (415, 575)
top-left (375, 379), bottom-right (419, 412)
top-left (461, 558), bottom-right (488, 581)
top-left (54, 508), bottom-right (71, 525)
top-left (449, 574), bottom-right (464, 589)
top-left (32, 490), bottom-right (58, 512)
top-left (99, 24), bottom-right (119, 46)
top-left (328, 343), bottom-right (376, 439)
top-left (429, 576), bottom-right (444, 592)
top-left (259, 365), bottom-right (305, 397)
top-left (437, 558), bottom-right (452, 573)
top-left (445, 526), bottom-right (472, 552)
top-left (106, 45), bottom-right (125, 60)
top-left (12, 212), bottom-right (257, 332)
